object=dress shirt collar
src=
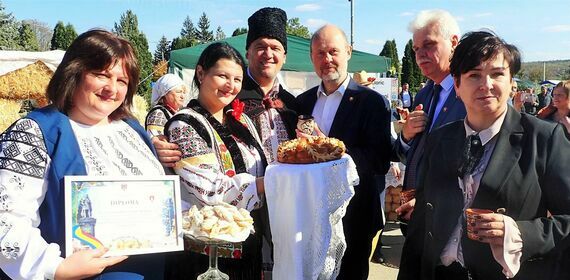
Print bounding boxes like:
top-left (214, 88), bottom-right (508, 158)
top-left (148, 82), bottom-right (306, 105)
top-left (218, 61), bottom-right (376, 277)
top-left (316, 75), bottom-right (350, 98)
top-left (463, 108), bottom-right (507, 146)
top-left (439, 74), bottom-right (454, 92)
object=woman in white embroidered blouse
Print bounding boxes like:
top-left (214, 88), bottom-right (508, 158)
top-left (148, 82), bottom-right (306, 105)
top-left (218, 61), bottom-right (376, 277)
top-left (0, 30), bottom-right (165, 280)
top-left (164, 42), bottom-right (267, 279)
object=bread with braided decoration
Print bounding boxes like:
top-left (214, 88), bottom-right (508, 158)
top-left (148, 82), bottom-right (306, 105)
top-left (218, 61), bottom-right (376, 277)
top-left (277, 137), bottom-right (346, 164)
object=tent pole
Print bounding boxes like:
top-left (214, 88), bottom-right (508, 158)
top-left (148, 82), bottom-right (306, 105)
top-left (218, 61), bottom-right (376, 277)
top-left (350, 0), bottom-right (354, 47)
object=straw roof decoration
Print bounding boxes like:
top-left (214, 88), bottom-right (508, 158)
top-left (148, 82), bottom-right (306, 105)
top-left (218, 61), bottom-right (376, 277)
top-left (131, 95), bottom-right (149, 126)
top-left (0, 60), bottom-right (54, 132)
top-left (0, 98), bottom-right (23, 133)
top-left (0, 60), bottom-right (52, 103)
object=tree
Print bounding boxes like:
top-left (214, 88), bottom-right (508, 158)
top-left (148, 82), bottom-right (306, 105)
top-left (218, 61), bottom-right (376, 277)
top-left (170, 36), bottom-right (192, 51)
top-left (379, 40), bottom-right (400, 78)
top-left (391, 39), bottom-right (400, 74)
top-left (18, 22), bottom-right (39, 51)
top-left (215, 26), bottom-right (225, 41)
top-left (232, 27), bottom-right (247, 37)
top-left (64, 23), bottom-right (77, 46)
top-left (400, 39), bottom-right (425, 92)
top-left (401, 41), bottom-right (414, 86)
top-left (23, 19), bottom-right (51, 51)
top-left (51, 21), bottom-right (76, 50)
top-left (0, 0), bottom-right (19, 50)
top-left (180, 16), bottom-right (197, 41)
top-left (114, 10), bottom-right (153, 103)
top-left (50, 21), bottom-right (66, 50)
top-left (153, 35), bottom-right (170, 64)
top-left (196, 12), bottom-right (213, 43)
top-left (286, 17), bottom-right (310, 38)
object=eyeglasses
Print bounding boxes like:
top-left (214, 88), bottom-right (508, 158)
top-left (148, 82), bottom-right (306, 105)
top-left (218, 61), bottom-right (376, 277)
top-left (553, 93), bottom-right (567, 98)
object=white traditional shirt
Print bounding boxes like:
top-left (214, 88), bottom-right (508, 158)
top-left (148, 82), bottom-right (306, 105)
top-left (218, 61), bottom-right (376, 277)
top-left (246, 69), bottom-right (290, 164)
top-left (0, 118), bottom-right (163, 280)
top-left (440, 108), bottom-right (523, 278)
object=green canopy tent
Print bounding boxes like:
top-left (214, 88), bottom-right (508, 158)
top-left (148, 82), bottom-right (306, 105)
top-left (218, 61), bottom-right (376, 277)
top-left (170, 34), bottom-right (391, 73)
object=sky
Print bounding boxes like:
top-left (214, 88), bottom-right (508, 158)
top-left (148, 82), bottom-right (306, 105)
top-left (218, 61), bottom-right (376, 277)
top-left (4, 0), bottom-right (570, 62)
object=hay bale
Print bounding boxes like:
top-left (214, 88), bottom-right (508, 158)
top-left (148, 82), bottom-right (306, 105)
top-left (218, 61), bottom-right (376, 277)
top-left (131, 95), bottom-right (149, 126)
top-left (0, 98), bottom-right (22, 133)
top-left (0, 60), bottom-right (53, 101)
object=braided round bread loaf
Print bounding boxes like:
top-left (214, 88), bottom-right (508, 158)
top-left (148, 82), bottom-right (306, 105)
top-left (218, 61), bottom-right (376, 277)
top-left (277, 137), bottom-right (346, 164)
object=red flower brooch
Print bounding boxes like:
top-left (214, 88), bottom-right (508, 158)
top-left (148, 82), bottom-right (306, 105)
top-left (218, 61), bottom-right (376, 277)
top-left (230, 99), bottom-right (245, 122)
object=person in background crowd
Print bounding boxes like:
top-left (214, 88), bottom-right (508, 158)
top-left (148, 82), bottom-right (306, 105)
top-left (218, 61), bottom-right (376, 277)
top-left (507, 80), bottom-right (517, 106)
top-left (296, 24), bottom-right (392, 279)
top-left (164, 42), bottom-right (267, 280)
top-left (537, 80), bottom-right (570, 133)
top-left (537, 85), bottom-right (552, 112)
top-left (0, 29), bottom-right (166, 280)
top-left (522, 88), bottom-right (539, 115)
top-left (399, 30), bottom-right (570, 280)
top-left (399, 83), bottom-right (414, 110)
top-left (394, 9), bottom-right (466, 230)
top-left (145, 73), bottom-right (188, 137)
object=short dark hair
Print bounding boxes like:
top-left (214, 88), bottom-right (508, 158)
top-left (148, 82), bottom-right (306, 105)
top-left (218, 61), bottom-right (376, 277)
top-left (47, 29), bottom-right (139, 120)
top-left (450, 30), bottom-right (521, 86)
top-left (193, 42), bottom-right (246, 88)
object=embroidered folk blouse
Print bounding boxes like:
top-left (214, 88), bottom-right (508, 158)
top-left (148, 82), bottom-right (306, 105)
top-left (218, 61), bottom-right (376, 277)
top-left (0, 118), bottom-right (163, 280)
top-left (167, 108), bottom-right (264, 211)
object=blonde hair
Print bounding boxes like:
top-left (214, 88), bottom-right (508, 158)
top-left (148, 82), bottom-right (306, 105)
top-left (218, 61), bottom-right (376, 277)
top-left (554, 80), bottom-right (570, 98)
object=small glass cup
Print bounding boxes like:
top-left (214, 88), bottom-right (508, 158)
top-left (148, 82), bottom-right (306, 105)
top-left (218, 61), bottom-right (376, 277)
top-left (297, 115), bottom-right (315, 135)
top-left (465, 208), bottom-right (494, 241)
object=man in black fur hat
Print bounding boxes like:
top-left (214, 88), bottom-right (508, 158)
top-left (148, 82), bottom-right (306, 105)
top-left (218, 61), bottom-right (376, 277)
top-left (237, 7), bottom-right (298, 164)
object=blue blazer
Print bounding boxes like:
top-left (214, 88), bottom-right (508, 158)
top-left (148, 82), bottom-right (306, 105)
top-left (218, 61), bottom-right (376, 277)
top-left (393, 80), bottom-right (466, 187)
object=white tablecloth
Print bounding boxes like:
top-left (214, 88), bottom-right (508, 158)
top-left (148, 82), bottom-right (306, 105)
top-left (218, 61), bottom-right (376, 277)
top-left (264, 154), bottom-right (359, 280)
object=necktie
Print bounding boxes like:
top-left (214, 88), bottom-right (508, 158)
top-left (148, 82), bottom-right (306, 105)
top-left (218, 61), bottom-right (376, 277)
top-left (457, 134), bottom-right (484, 178)
top-left (426, 84), bottom-right (442, 130)
top-left (405, 84), bottom-right (442, 190)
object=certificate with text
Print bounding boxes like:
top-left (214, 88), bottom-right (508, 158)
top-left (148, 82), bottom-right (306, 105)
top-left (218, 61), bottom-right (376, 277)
top-left (64, 175), bottom-right (183, 257)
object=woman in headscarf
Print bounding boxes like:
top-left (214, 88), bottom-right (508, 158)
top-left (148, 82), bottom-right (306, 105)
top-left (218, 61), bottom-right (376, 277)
top-left (145, 73), bottom-right (188, 137)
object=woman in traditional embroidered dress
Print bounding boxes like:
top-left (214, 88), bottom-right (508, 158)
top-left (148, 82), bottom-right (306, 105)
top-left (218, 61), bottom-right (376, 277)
top-left (164, 42), bottom-right (267, 280)
top-left (145, 73), bottom-right (188, 137)
top-left (0, 30), bottom-right (165, 280)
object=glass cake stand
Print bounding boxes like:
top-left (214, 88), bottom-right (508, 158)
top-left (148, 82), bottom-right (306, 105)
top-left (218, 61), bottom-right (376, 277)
top-left (185, 234), bottom-right (230, 280)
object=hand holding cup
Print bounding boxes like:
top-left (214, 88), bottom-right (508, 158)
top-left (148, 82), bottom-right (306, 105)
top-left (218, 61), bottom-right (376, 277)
top-left (465, 208), bottom-right (505, 245)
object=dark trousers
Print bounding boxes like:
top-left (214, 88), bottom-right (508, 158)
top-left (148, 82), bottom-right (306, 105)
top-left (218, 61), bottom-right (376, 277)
top-left (336, 216), bottom-right (376, 280)
top-left (435, 262), bottom-right (471, 280)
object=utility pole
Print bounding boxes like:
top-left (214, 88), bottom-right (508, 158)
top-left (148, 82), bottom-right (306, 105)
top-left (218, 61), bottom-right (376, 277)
top-left (543, 62), bottom-right (546, 81)
top-left (349, 0), bottom-right (354, 47)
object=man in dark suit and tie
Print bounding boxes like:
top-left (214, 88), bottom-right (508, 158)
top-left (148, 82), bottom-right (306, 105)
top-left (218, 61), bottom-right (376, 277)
top-left (296, 24), bottom-right (392, 280)
top-left (398, 30), bottom-right (570, 280)
top-left (395, 9), bottom-right (466, 224)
